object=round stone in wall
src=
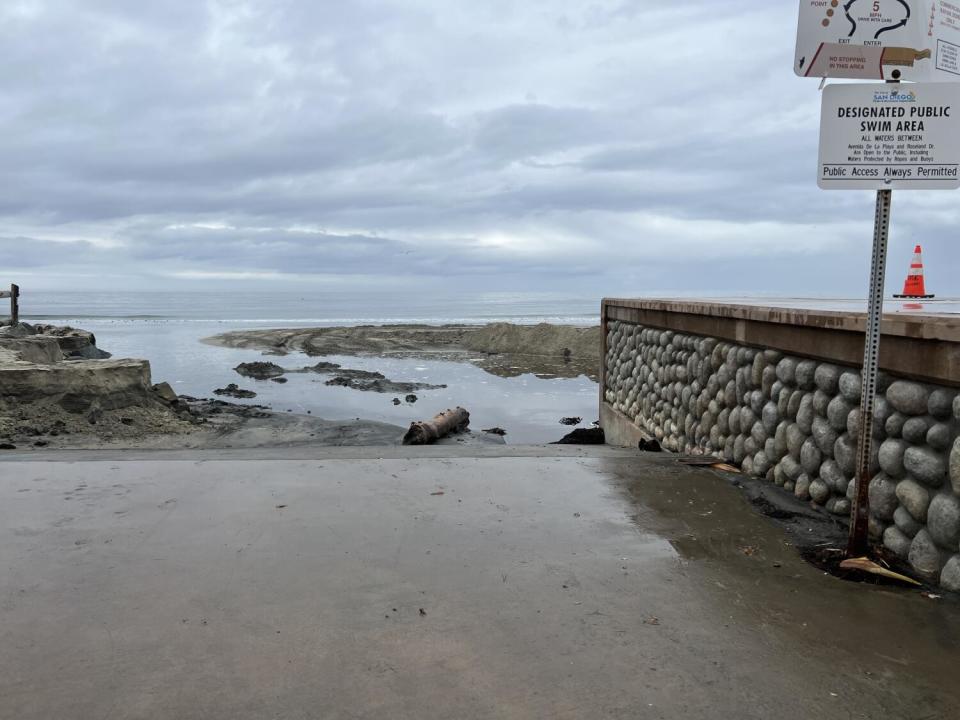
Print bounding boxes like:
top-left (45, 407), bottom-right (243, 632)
top-left (902, 416), bottom-right (932, 444)
top-left (800, 438), bottom-right (822, 475)
top-left (762, 402), bottom-right (779, 434)
top-left (878, 438), bottom-right (908, 478)
top-left (789, 391), bottom-right (807, 425)
top-left (887, 381), bottom-right (931, 416)
top-left (781, 456), bottom-right (802, 482)
top-left (940, 556), bottom-right (960, 592)
top-left (838, 371), bottom-right (862, 402)
top-left (951, 437), bottom-right (960, 494)
top-left (776, 357), bottom-right (797, 385)
top-left (809, 478), bottom-right (831, 505)
top-left (927, 493), bottom-right (960, 549)
top-left (908, 529), bottom-right (946, 583)
top-left (896, 478), bottom-right (931, 523)
top-left (753, 451), bottom-right (771, 477)
top-left (813, 390), bottom-right (831, 418)
top-left (830, 498), bottom-right (851, 516)
top-left (796, 360), bottom-right (817, 390)
top-left (812, 416), bottom-right (838, 456)
top-left (814, 364), bottom-right (842, 394)
top-left (928, 389), bottom-right (957, 420)
top-left (868, 472), bottom-right (898, 521)
top-left (884, 526), bottom-right (912, 559)
top-left (885, 412), bottom-right (906, 438)
top-left (833, 434), bottom-right (857, 475)
top-left (793, 395), bottom-right (813, 434)
top-left (904, 445), bottom-right (946, 487)
top-left (786, 423), bottom-right (805, 459)
top-left (794, 474), bottom-right (812, 500)
top-left (821, 459), bottom-right (848, 494)
top-left (827, 396), bottom-right (853, 432)
top-left (926, 422), bottom-right (955, 452)
top-left (893, 505), bottom-right (923, 538)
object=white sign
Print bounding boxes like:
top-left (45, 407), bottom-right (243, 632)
top-left (796, 1), bottom-right (960, 80)
top-left (818, 82), bottom-right (960, 189)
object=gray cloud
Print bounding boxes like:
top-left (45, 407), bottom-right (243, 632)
top-left (1, 0), bottom-right (956, 297)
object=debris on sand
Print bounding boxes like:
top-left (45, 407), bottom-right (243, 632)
top-left (552, 427), bottom-right (605, 445)
top-left (405, 394), bottom-right (418, 404)
top-left (403, 407), bottom-right (470, 445)
top-left (483, 427), bottom-right (507, 436)
top-left (559, 417), bottom-right (582, 426)
top-left (213, 384), bottom-right (257, 399)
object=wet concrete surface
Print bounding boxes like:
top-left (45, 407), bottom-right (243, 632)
top-left (1, 449), bottom-right (958, 719)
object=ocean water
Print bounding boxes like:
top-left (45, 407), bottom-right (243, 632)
top-left (20, 291), bottom-right (603, 444)
top-left (17, 290), bottom-right (956, 445)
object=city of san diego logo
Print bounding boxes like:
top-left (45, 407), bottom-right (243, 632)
top-left (873, 88), bottom-right (917, 103)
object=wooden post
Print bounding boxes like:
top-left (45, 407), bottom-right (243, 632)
top-left (10, 284), bottom-right (18, 325)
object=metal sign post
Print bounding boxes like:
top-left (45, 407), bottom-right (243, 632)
top-left (848, 188), bottom-right (892, 556)
top-left (814, 73), bottom-right (960, 555)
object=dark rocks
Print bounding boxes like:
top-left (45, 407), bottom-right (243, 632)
top-left (559, 417), bottom-right (583, 426)
top-left (270, 377), bottom-right (288, 384)
top-left (234, 362), bottom-right (285, 380)
top-left (482, 427), bottom-right (507, 436)
top-left (554, 427), bottom-right (604, 445)
top-left (405, 394), bottom-right (418, 404)
top-left (213, 384), bottom-right (257, 399)
top-left (325, 376), bottom-right (446, 394)
top-left (153, 382), bottom-right (179, 404)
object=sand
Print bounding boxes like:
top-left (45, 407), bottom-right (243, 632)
top-left (205, 322), bottom-right (602, 380)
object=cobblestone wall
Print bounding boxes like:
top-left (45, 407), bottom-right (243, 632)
top-left (604, 321), bottom-right (960, 588)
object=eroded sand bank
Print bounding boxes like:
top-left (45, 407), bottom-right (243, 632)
top-left (204, 322), bottom-right (602, 380)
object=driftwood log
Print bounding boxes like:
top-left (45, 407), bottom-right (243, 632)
top-left (402, 407), bottom-right (470, 445)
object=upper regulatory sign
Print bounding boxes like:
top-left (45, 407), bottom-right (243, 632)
top-left (818, 82), bottom-right (960, 189)
top-left (796, 1), bottom-right (960, 80)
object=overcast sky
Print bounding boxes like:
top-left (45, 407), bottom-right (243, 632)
top-left (1, 0), bottom-right (956, 296)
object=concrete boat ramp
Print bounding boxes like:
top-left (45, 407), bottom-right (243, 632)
top-left (2, 445), bottom-right (958, 720)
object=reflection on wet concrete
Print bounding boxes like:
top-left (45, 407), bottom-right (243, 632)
top-left (2, 451), bottom-right (958, 719)
top-left (600, 454), bottom-right (960, 716)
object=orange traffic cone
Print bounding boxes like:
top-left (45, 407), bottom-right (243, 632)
top-left (893, 245), bottom-right (934, 299)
